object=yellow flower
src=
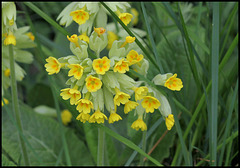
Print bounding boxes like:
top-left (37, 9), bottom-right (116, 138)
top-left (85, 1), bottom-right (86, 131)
top-left (126, 50), bottom-right (143, 66)
top-left (67, 34), bottom-right (80, 47)
top-left (131, 118), bottom-right (147, 131)
top-left (78, 32), bottom-right (89, 43)
top-left (26, 32), bottom-right (35, 41)
top-left (76, 112), bottom-right (90, 123)
top-left (94, 27), bottom-right (106, 36)
top-left (118, 13), bottom-right (133, 25)
top-left (76, 98), bottom-right (94, 114)
top-left (133, 86), bottom-right (148, 101)
top-left (68, 64), bottom-right (84, 80)
top-left (89, 109), bottom-right (108, 124)
top-left (114, 88), bottom-right (130, 106)
top-left (4, 31), bottom-right (16, 46)
top-left (4, 69), bottom-right (10, 77)
top-left (108, 112), bottom-right (122, 124)
top-left (120, 36), bottom-right (135, 48)
top-left (141, 96), bottom-right (161, 113)
top-left (70, 10), bottom-right (89, 25)
top-left (113, 58), bottom-right (129, 73)
top-left (124, 100), bottom-right (139, 114)
top-left (2, 98), bottom-right (9, 106)
top-left (164, 74), bottom-right (183, 91)
top-left (92, 56), bottom-right (111, 75)
top-left (61, 109), bottom-right (72, 125)
top-left (60, 86), bottom-right (81, 105)
top-left (85, 75), bottom-right (102, 92)
top-left (165, 114), bottom-right (175, 130)
top-left (45, 56), bottom-right (62, 75)
top-left (107, 31), bottom-right (118, 50)
top-left (131, 8), bottom-right (139, 26)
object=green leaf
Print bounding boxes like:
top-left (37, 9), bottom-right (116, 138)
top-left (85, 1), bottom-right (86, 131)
top-left (2, 154), bottom-right (17, 166)
top-left (2, 102), bottom-right (94, 166)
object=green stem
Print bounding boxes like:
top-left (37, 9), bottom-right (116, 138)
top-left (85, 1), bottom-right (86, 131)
top-left (97, 126), bottom-right (105, 166)
top-left (139, 130), bottom-right (147, 166)
top-left (9, 44), bottom-right (30, 166)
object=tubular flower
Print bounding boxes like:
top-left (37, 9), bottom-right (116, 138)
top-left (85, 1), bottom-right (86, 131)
top-left (118, 13), bottom-right (133, 25)
top-left (61, 109), bottom-right (72, 125)
top-left (107, 31), bottom-right (118, 50)
top-left (109, 112), bottom-right (122, 124)
top-left (133, 86), bottom-right (148, 101)
top-left (164, 73), bottom-right (183, 91)
top-left (76, 112), bottom-right (90, 123)
top-left (126, 50), bottom-right (143, 66)
top-left (26, 32), bottom-right (35, 41)
top-left (89, 109), bottom-right (108, 124)
top-left (78, 32), bottom-right (89, 43)
top-left (141, 96), bottom-right (161, 113)
top-left (60, 87), bottom-right (81, 105)
top-left (114, 88), bottom-right (130, 106)
top-left (70, 10), bottom-right (89, 25)
top-left (67, 34), bottom-right (80, 47)
top-left (4, 31), bottom-right (16, 46)
top-left (165, 114), bottom-right (175, 130)
top-left (94, 27), bottom-right (106, 36)
top-left (45, 56), bottom-right (62, 75)
top-left (131, 118), bottom-right (147, 131)
top-left (121, 36), bottom-right (135, 48)
top-left (76, 98), bottom-right (94, 114)
top-left (124, 100), bottom-right (139, 114)
top-left (113, 58), bottom-right (129, 73)
top-left (68, 64), bottom-right (84, 80)
top-left (85, 75), bottom-right (102, 92)
top-left (92, 56), bottom-right (111, 75)
top-left (4, 69), bottom-right (10, 77)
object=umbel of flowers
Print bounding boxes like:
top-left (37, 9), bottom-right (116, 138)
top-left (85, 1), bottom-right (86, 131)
top-left (2, 2), bottom-right (35, 106)
top-left (44, 25), bottom-right (183, 131)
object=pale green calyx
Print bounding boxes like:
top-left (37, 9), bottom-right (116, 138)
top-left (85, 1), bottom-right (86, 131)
top-left (152, 73), bottom-right (173, 86)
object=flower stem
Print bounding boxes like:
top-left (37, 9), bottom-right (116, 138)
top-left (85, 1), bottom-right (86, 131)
top-left (9, 44), bottom-right (30, 166)
top-left (97, 126), bottom-right (105, 166)
top-left (139, 130), bottom-right (147, 166)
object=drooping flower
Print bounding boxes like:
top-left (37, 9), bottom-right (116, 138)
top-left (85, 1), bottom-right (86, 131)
top-left (45, 56), bottom-right (62, 75)
top-left (114, 88), bottom-right (130, 106)
top-left (118, 13), bottom-right (133, 25)
top-left (131, 118), bottom-right (147, 131)
top-left (60, 86), bottom-right (81, 105)
top-left (92, 56), bottom-right (111, 75)
top-left (4, 69), bottom-right (10, 77)
top-left (76, 112), bottom-right (91, 123)
top-left (78, 32), bottom-right (89, 43)
top-left (124, 100), bottom-right (139, 114)
top-left (4, 31), bottom-right (16, 46)
top-left (94, 27), bottom-right (106, 36)
top-left (165, 114), bottom-right (175, 130)
top-left (61, 109), bottom-right (72, 125)
top-left (68, 64), bottom-right (84, 80)
top-left (126, 50), bottom-right (143, 66)
top-left (67, 34), bottom-right (80, 47)
top-left (133, 86), bottom-right (148, 101)
top-left (141, 96), bottom-right (161, 113)
top-left (70, 10), bottom-right (89, 25)
top-left (89, 109), bottom-right (108, 124)
top-left (108, 112), bottom-right (122, 124)
top-left (164, 74), bottom-right (183, 91)
top-left (85, 75), bottom-right (102, 92)
top-left (113, 58), bottom-right (129, 73)
top-left (120, 36), bottom-right (135, 48)
top-left (76, 98), bottom-right (94, 114)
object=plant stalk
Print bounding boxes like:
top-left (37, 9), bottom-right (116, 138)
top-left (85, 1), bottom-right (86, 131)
top-left (97, 126), bottom-right (105, 166)
top-left (9, 44), bottom-right (30, 166)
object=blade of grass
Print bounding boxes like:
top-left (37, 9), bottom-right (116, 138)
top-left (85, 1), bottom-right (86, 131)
top-left (97, 124), bottom-right (163, 166)
top-left (22, 3), bottom-right (72, 165)
top-left (218, 79), bottom-right (238, 165)
top-left (141, 2), bottom-right (164, 73)
top-left (171, 33), bottom-right (238, 166)
top-left (100, 2), bottom-right (160, 72)
top-left (209, 3), bottom-right (219, 165)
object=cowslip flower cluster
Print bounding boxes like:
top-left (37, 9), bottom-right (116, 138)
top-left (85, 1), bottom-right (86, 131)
top-left (44, 24), bottom-right (183, 131)
top-left (2, 2), bottom-right (36, 105)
